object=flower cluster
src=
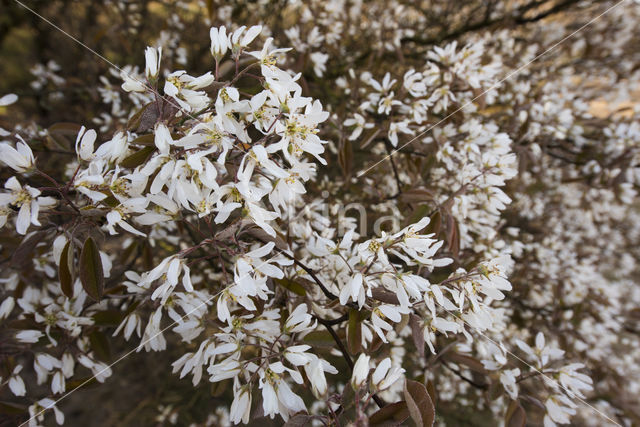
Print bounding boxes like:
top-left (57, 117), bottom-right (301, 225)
top-left (1, 1), bottom-right (639, 426)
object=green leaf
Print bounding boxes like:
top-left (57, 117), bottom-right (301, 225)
top-left (59, 240), bottom-right (74, 298)
top-left (79, 237), bottom-right (104, 301)
top-left (403, 379), bottom-right (435, 427)
top-left (370, 401), bottom-right (410, 427)
top-left (302, 330), bottom-right (337, 347)
top-left (347, 308), bottom-right (363, 354)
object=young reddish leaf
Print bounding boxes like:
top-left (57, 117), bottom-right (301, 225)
top-left (59, 240), bottom-right (74, 298)
top-left (126, 101), bottom-right (159, 132)
top-left (10, 230), bottom-right (51, 268)
top-left (400, 187), bottom-right (436, 204)
top-left (424, 210), bottom-right (442, 236)
top-left (371, 287), bottom-right (400, 305)
top-left (446, 215), bottom-right (460, 258)
top-left (89, 330), bottom-right (111, 362)
top-left (426, 380), bottom-right (437, 407)
top-left (409, 314), bottom-right (425, 358)
top-left (47, 122), bottom-right (82, 149)
top-left (120, 145), bottom-right (155, 169)
top-left (92, 310), bottom-right (126, 326)
top-left (79, 237), bottom-right (104, 301)
top-left (128, 133), bottom-right (155, 146)
top-left (0, 400), bottom-right (27, 415)
top-left (369, 401), bottom-right (410, 427)
top-left (274, 278), bottom-right (307, 296)
top-left (283, 413), bottom-right (313, 427)
top-left (338, 138), bottom-right (353, 178)
top-left (505, 400), bottom-right (526, 427)
top-left (403, 379), bottom-right (435, 427)
top-left (404, 204), bottom-right (431, 228)
top-left (443, 352), bottom-right (489, 375)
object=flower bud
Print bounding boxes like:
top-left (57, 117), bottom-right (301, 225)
top-left (351, 354), bottom-right (370, 390)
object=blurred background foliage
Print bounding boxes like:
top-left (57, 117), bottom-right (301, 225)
top-left (1, 0), bottom-right (637, 425)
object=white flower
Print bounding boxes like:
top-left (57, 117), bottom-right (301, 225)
top-left (164, 70), bottom-right (213, 112)
top-left (154, 123), bottom-right (173, 155)
top-left (51, 371), bottom-right (65, 394)
top-left (0, 139), bottom-right (35, 172)
top-left (516, 332), bottom-right (564, 369)
top-left (259, 362), bottom-right (306, 421)
top-left (0, 93), bottom-right (18, 106)
top-left (77, 355), bottom-right (112, 383)
top-left (28, 398), bottom-right (64, 426)
top-left (121, 71), bottom-right (146, 92)
top-left (351, 354), bottom-right (371, 390)
top-left (310, 52), bottom-right (329, 77)
top-left (304, 356), bottom-right (336, 398)
top-left (230, 25), bottom-right (262, 55)
top-left (15, 329), bottom-right (44, 343)
top-left (371, 357), bottom-right (405, 391)
top-left (8, 366), bottom-right (26, 396)
top-left (34, 353), bottom-right (61, 384)
top-left (0, 296), bottom-right (15, 319)
top-left (0, 177), bottom-right (56, 234)
top-left (230, 386), bottom-right (252, 424)
top-left (500, 368), bottom-right (520, 399)
top-left (138, 307), bottom-right (166, 352)
top-left (113, 312), bottom-right (142, 340)
top-left (233, 242), bottom-right (289, 297)
top-left (284, 345), bottom-right (313, 366)
top-left (105, 197), bottom-right (149, 237)
top-left (285, 303), bottom-right (315, 333)
top-left (344, 113), bottom-right (374, 141)
top-left (94, 131), bottom-right (129, 163)
top-left (210, 26), bottom-right (230, 59)
top-left (75, 126), bottom-right (97, 161)
top-left (144, 46), bottom-right (162, 79)
top-left (388, 120), bottom-right (412, 147)
top-left (371, 304), bottom-right (409, 342)
top-left (544, 394), bottom-right (577, 426)
top-left (248, 37), bottom-right (291, 72)
top-left (558, 363), bottom-right (593, 399)
top-left (339, 273), bottom-right (366, 308)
